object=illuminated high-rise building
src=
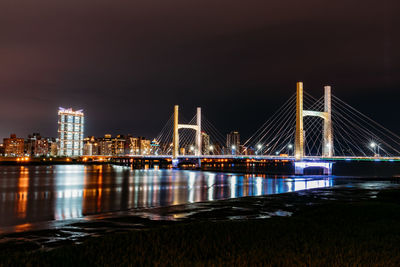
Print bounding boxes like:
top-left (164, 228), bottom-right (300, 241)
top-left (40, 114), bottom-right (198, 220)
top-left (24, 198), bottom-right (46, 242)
top-left (226, 131), bottom-right (240, 155)
top-left (58, 107), bottom-right (84, 156)
top-left (201, 132), bottom-right (210, 155)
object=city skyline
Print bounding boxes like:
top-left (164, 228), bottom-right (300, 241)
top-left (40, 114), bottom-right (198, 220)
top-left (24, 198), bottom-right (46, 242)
top-left (1, 1), bottom-right (400, 266)
top-left (0, 0), bottom-right (399, 139)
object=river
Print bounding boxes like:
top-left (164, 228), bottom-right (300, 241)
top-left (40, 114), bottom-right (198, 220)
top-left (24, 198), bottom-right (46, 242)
top-left (0, 164), bottom-right (335, 233)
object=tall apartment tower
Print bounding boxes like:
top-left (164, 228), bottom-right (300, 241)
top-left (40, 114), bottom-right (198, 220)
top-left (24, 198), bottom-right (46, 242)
top-left (226, 131), bottom-right (240, 154)
top-left (58, 107), bottom-right (84, 156)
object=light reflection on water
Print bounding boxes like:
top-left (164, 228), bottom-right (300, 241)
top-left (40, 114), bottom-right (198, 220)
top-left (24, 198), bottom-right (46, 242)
top-left (0, 165), bottom-right (333, 231)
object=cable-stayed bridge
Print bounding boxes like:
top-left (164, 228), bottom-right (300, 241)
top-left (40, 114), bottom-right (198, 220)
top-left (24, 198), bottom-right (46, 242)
top-left (111, 82), bottom-right (400, 174)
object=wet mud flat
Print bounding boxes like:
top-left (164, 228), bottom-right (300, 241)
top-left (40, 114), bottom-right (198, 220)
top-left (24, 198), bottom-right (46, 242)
top-left (1, 177), bottom-right (400, 266)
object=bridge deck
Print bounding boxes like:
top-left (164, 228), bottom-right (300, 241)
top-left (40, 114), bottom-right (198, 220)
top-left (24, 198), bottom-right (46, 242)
top-left (87, 155), bottom-right (400, 162)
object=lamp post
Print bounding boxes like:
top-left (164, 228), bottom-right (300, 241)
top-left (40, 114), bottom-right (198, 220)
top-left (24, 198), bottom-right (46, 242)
top-left (287, 144), bottom-right (293, 156)
top-left (257, 144), bottom-right (262, 155)
top-left (370, 142), bottom-right (380, 157)
top-left (209, 145), bottom-right (214, 155)
top-left (231, 145), bottom-right (236, 155)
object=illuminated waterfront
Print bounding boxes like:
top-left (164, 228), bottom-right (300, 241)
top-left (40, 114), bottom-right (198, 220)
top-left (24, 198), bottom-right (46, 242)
top-left (0, 164), bottom-right (334, 232)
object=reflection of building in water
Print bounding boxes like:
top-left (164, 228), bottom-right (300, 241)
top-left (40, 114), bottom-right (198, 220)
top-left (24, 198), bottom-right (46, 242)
top-left (0, 165), bottom-right (338, 234)
top-left (230, 176), bottom-right (237, 199)
top-left (207, 173), bottom-right (215, 201)
top-left (16, 166), bottom-right (29, 219)
top-left (188, 172), bottom-right (195, 203)
top-left (51, 167), bottom-right (333, 222)
top-left (54, 165), bottom-right (84, 220)
top-left (82, 165), bottom-right (104, 214)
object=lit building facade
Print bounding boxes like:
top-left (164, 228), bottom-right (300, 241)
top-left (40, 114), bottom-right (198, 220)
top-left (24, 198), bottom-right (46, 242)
top-left (25, 133), bottom-right (52, 157)
top-left (150, 139), bottom-right (160, 155)
top-left (127, 136), bottom-right (151, 155)
top-left (99, 134), bottom-right (113, 155)
top-left (201, 132), bottom-right (210, 155)
top-left (83, 136), bottom-right (100, 156)
top-left (3, 134), bottom-right (25, 157)
top-left (58, 107), bottom-right (84, 156)
top-left (140, 137), bottom-right (151, 155)
top-left (111, 135), bottom-right (126, 156)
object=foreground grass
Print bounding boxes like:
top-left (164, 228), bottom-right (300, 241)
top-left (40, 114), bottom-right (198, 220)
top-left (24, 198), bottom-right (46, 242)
top-left (2, 190), bottom-right (400, 266)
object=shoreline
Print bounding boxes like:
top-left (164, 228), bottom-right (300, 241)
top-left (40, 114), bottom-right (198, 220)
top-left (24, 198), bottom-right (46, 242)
top-left (1, 178), bottom-right (400, 265)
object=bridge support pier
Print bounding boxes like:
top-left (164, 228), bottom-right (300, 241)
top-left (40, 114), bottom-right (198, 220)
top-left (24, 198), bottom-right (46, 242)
top-left (173, 105), bottom-right (179, 160)
top-left (196, 158), bottom-right (201, 168)
top-left (172, 158), bottom-right (179, 168)
top-left (322, 86), bottom-right (333, 157)
top-left (295, 82), bottom-right (333, 159)
top-left (172, 105), bottom-right (202, 167)
top-left (295, 82), bottom-right (304, 160)
top-left (294, 161), bottom-right (333, 175)
top-left (195, 107), bottom-right (202, 157)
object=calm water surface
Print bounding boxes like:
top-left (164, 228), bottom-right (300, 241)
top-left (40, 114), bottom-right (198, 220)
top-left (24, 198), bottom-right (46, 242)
top-left (0, 164), bottom-right (334, 232)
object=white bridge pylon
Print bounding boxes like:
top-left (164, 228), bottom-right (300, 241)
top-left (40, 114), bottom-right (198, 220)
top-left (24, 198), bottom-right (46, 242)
top-left (295, 82), bottom-right (333, 160)
top-left (172, 105), bottom-right (202, 159)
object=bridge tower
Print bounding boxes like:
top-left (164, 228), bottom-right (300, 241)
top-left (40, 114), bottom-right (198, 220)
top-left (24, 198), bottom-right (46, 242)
top-left (295, 82), bottom-right (333, 160)
top-left (172, 105), bottom-right (202, 159)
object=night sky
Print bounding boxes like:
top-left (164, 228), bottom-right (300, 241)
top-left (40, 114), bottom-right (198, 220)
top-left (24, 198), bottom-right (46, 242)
top-left (0, 0), bottom-right (399, 140)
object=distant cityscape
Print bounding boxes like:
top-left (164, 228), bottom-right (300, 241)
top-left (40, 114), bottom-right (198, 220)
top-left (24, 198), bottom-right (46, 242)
top-left (0, 108), bottom-right (255, 157)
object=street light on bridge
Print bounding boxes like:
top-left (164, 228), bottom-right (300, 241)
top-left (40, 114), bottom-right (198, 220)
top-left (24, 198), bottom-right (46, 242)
top-left (231, 145), bottom-right (236, 155)
top-left (370, 142), bottom-right (380, 157)
top-left (287, 144), bottom-right (293, 156)
top-left (257, 144), bottom-right (262, 155)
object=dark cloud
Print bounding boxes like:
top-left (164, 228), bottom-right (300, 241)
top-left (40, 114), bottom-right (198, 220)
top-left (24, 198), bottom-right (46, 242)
top-left (0, 0), bottom-right (399, 139)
